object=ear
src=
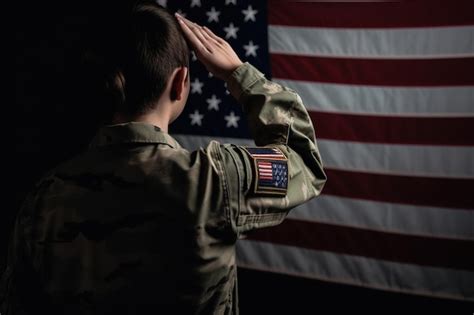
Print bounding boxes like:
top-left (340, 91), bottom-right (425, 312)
top-left (170, 67), bottom-right (189, 101)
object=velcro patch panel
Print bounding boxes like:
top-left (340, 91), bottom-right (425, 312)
top-left (244, 147), bottom-right (288, 196)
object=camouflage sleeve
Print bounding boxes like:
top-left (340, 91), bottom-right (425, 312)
top-left (220, 62), bottom-right (327, 233)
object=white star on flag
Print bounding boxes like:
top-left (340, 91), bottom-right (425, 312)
top-left (224, 111), bottom-right (240, 128)
top-left (189, 110), bottom-right (204, 126)
top-left (242, 5), bottom-right (258, 22)
top-left (206, 7), bottom-right (221, 23)
top-left (223, 23), bottom-right (239, 39)
top-left (191, 78), bottom-right (204, 94)
top-left (206, 94), bottom-right (221, 111)
top-left (156, 0), bottom-right (167, 7)
top-left (190, 0), bottom-right (201, 8)
top-left (243, 41), bottom-right (259, 57)
top-left (225, 0), bottom-right (237, 5)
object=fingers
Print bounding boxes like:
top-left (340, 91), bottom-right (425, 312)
top-left (175, 15), bottom-right (207, 54)
top-left (203, 26), bottom-right (225, 46)
top-left (174, 13), bottom-right (241, 80)
top-left (175, 14), bottom-right (221, 53)
top-left (183, 16), bottom-right (225, 47)
top-left (192, 23), bottom-right (214, 53)
top-left (199, 25), bottom-right (221, 47)
top-left (175, 13), bottom-right (193, 28)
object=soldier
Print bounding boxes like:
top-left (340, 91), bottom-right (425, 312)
top-left (2, 2), bottom-right (326, 315)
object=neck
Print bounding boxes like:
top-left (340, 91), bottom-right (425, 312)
top-left (113, 109), bottom-right (170, 133)
top-left (133, 111), bottom-right (170, 133)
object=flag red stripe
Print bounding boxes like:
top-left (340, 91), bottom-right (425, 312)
top-left (271, 54), bottom-right (474, 87)
top-left (309, 111), bottom-right (474, 146)
top-left (323, 168), bottom-right (474, 210)
top-left (268, 1), bottom-right (474, 28)
top-left (247, 219), bottom-right (474, 271)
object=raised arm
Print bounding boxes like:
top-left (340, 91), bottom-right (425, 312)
top-left (175, 14), bottom-right (326, 233)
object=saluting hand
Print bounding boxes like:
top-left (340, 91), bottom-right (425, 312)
top-left (175, 13), bottom-right (243, 81)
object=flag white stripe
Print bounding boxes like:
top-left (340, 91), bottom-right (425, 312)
top-left (288, 195), bottom-right (474, 240)
top-left (236, 241), bottom-right (474, 301)
top-left (269, 25), bottom-right (474, 59)
top-left (318, 140), bottom-right (474, 179)
top-left (173, 135), bottom-right (474, 179)
top-left (273, 79), bottom-right (474, 116)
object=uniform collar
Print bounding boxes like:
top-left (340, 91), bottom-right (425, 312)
top-left (89, 122), bottom-right (181, 149)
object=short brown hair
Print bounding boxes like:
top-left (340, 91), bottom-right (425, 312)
top-left (83, 1), bottom-right (190, 117)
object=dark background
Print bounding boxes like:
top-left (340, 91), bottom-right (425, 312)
top-left (10, 1), bottom-right (472, 313)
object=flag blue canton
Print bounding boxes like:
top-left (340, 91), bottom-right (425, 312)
top-left (164, 0), bottom-right (270, 139)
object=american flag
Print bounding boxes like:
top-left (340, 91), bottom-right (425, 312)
top-left (256, 160), bottom-right (288, 191)
top-left (163, 0), bottom-right (474, 301)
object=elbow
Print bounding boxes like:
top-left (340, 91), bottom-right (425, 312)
top-left (312, 168), bottom-right (327, 198)
top-left (308, 151), bottom-right (327, 198)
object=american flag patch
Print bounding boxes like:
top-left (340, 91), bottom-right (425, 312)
top-left (244, 147), bottom-right (288, 196)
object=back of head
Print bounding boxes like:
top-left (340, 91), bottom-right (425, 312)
top-left (82, 0), bottom-right (190, 119)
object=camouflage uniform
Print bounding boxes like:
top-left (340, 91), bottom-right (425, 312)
top-left (1, 63), bottom-right (326, 314)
